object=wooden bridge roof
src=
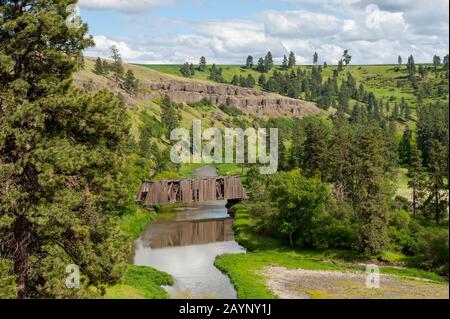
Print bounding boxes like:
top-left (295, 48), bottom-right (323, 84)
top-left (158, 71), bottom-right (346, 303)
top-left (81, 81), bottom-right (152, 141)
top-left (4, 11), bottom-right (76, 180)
top-left (136, 176), bottom-right (246, 207)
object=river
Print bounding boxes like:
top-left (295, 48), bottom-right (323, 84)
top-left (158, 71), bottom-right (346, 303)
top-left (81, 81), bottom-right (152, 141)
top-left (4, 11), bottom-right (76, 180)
top-left (133, 165), bottom-right (246, 299)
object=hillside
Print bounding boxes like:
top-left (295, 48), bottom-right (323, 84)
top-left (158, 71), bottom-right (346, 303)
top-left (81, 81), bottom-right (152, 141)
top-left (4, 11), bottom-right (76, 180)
top-left (142, 63), bottom-right (449, 128)
top-left (75, 58), bottom-right (322, 126)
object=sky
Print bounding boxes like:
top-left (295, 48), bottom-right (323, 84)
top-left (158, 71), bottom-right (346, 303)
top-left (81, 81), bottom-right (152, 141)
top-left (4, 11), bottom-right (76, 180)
top-left (79, 0), bottom-right (449, 65)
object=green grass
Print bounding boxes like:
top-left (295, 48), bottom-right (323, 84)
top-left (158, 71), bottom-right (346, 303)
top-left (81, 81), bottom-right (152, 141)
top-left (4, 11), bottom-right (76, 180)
top-left (105, 265), bottom-right (173, 299)
top-left (215, 206), bottom-right (445, 299)
top-left (118, 208), bottom-right (156, 239)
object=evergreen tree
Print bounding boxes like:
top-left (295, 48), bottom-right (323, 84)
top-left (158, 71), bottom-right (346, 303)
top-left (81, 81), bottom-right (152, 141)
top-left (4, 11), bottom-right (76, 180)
top-left (351, 125), bottom-right (389, 254)
top-left (282, 55), bottom-right (288, 69)
top-left (110, 45), bottom-right (124, 82)
top-left (342, 50), bottom-right (352, 66)
top-left (288, 51), bottom-right (296, 68)
top-left (313, 51), bottom-right (318, 65)
top-left (398, 55), bottom-right (402, 66)
top-left (102, 59), bottom-right (109, 74)
top-left (124, 69), bottom-right (138, 94)
top-left (427, 140), bottom-right (448, 223)
top-left (231, 74), bottom-right (239, 86)
top-left (398, 128), bottom-right (412, 166)
top-left (407, 55), bottom-right (416, 78)
top-left (408, 143), bottom-right (426, 217)
top-left (180, 62), bottom-right (192, 77)
top-left (433, 55), bottom-right (441, 72)
top-left (256, 57), bottom-right (265, 72)
top-left (161, 95), bottom-right (181, 139)
top-left (301, 118), bottom-right (330, 181)
top-left (246, 74), bottom-right (256, 88)
top-left (258, 73), bottom-right (266, 87)
top-left (94, 57), bottom-right (104, 75)
top-left (199, 56), bottom-right (207, 72)
top-left (0, 0), bottom-right (130, 298)
top-left (329, 114), bottom-right (353, 201)
top-left (264, 51), bottom-right (274, 72)
top-left (246, 55), bottom-right (253, 69)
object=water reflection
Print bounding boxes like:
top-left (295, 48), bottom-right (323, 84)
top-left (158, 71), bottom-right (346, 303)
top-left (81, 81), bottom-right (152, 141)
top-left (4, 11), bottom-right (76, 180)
top-left (133, 199), bottom-right (245, 299)
top-left (139, 217), bottom-right (235, 248)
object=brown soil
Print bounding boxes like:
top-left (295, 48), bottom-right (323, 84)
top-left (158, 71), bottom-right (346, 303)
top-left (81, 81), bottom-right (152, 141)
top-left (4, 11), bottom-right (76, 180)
top-left (262, 266), bottom-right (449, 299)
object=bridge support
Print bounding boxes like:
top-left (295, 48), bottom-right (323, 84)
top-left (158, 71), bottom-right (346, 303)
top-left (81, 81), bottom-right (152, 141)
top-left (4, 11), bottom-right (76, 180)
top-left (226, 199), bottom-right (242, 216)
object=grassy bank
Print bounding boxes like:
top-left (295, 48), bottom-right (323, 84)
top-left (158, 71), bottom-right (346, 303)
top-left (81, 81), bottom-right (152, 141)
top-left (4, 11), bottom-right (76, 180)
top-left (105, 207), bottom-right (173, 299)
top-left (214, 206), bottom-right (445, 299)
top-left (105, 265), bottom-right (173, 299)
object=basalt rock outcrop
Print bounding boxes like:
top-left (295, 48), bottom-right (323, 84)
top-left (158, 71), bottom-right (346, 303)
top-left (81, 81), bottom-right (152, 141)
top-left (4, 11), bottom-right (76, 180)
top-left (140, 80), bottom-right (320, 118)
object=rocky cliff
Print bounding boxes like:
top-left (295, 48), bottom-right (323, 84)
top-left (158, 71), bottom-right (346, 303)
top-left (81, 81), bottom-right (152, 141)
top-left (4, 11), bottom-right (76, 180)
top-left (140, 80), bottom-right (320, 118)
top-left (75, 59), bottom-right (321, 119)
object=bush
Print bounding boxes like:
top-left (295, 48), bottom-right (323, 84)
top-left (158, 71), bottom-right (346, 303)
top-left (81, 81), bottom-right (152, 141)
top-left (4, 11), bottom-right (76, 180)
top-left (387, 209), bottom-right (423, 254)
top-left (300, 201), bottom-right (357, 249)
top-left (418, 229), bottom-right (449, 275)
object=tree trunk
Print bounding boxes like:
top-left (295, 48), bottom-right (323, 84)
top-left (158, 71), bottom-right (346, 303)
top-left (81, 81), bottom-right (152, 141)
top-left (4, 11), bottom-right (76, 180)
top-left (435, 188), bottom-right (440, 223)
top-left (13, 215), bottom-right (31, 299)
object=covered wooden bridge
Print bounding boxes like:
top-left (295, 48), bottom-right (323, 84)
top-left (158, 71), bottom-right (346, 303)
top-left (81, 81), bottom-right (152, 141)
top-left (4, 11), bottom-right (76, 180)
top-left (136, 176), bottom-right (246, 207)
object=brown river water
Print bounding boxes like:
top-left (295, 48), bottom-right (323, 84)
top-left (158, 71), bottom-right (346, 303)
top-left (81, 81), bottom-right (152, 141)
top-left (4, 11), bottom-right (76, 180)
top-left (133, 166), bottom-right (246, 299)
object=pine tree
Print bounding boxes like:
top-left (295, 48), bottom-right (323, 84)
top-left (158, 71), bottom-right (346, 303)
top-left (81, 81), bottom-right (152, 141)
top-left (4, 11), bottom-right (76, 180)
top-left (427, 140), bottom-right (448, 223)
top-left (282, 55), bottom-right (288, 69)
top-left (246, 74), bottom-right (256, 88)
top-left (231, 75), bottom-right (239, 86)
top-left (258, 73), bottom-right (266, 87)
top-left (398, 55), bottom-right (402, 66)
top-left (301, 118), bottom-right (330, 181)
top-left (102, 59), bottom-right (109, 74)
top-left (342, 50), bottom-right (352, 65)
top-left (408, 143), bottom-right (426, 217)
top-left (0, 0), bottom-right (130, 298)
top-left (256, 58), bottom-right (265, 72)
top-left (313, 51), bottom-right (318, 65)
top-left (110, 45), bottom-right (124, 82)
top-left (124, 69), bottom-right (138, 94)
top-left (94, 57), bottom-right (104, 75)
top-left (264, 51), bottom-right (274, 72)
top-left (161, 95), bottom-right (181, 139)
top-left (329, 114), bottom-right (353, 201)
top-left (199, 56), bottom-right (207, 72)
top-left (246, 55), bottom-right (253, 69)
top-left (180, 62), bottom-right (192, 77)
top-left (398, 128), bottom-right (412, 166)
top-left (351, 125), bottom-right (389, 255)
top-left (288, 51), bottom-right (296, 68)
top-left (407, 55), bottom-right (416, 78)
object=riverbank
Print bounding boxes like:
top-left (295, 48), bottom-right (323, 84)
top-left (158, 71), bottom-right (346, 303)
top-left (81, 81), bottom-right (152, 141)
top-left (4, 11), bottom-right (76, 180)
top-left (214, 206), bottom-right (448, 299)
top-left (104, 207), bottom-right (173, 299)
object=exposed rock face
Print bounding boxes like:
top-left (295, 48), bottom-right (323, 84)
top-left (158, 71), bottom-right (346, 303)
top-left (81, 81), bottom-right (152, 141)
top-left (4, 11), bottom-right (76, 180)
top-left (140, 80), bottom-right (320, 118)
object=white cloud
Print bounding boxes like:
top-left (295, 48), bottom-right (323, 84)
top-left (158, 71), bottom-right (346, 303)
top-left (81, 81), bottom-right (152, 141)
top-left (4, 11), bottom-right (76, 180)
top-left (83, 1), bottom-right (448, 64)
top-left (264, 10), bottom-right (342, 38)
top-left (78, 0), bottom-right (173, 13)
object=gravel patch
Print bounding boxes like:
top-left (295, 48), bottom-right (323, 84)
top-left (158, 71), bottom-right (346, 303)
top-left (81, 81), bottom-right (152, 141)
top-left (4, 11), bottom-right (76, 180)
top-left (261, 266), bottom-right (449, 299)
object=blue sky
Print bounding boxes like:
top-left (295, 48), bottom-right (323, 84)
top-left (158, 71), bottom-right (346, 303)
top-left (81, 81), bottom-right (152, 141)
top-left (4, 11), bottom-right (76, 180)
top-left (79, 0), bottom-right (449, 65)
